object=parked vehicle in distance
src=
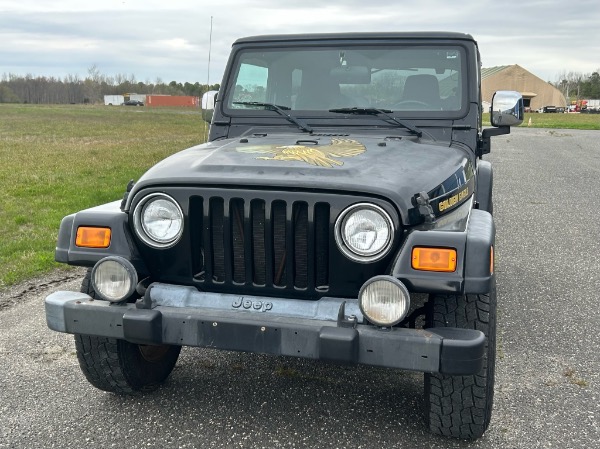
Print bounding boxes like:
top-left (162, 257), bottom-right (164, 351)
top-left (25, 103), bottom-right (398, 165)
top-left (104, 94), bottom-right (124, 106)
top-left (123, 99), bottom-right (144, 106)
top-left (542, 105), bottom-right (557, 113)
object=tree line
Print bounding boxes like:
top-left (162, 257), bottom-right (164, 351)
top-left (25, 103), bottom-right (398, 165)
top-left (2, 65), bottom-right (598, 105)
top-left (0, 65), bottom-right (220, 105)
top-left (553, 70), bottom-right (600, 100)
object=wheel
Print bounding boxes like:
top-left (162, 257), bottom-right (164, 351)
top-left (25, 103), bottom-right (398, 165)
top-left (424, 279), bottom-right (497, 439)
top-left (74, 269), bottom-right (181, 394)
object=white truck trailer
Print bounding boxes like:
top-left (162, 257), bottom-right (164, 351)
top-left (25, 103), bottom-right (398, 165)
top-left (104, 95), bottom-right (124, 105)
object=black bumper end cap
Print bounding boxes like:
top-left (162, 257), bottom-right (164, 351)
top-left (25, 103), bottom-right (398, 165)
top-left (431, 327), bottom-right (486, 375)
top-left (123, 309), bottom-right (163, 345)
top-left (319, 327), bottom-right (359, 363)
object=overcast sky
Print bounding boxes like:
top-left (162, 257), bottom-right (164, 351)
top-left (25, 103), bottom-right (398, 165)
top-left (1, 0), bottom-right (599, 85)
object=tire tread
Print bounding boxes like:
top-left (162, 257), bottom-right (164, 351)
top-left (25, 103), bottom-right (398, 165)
top-left (73, 269), bottom-right (180, 395)
top-left (425, 288), bottom-right (496, 440)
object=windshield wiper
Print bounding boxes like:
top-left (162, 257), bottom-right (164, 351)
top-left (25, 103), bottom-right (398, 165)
top-left (328, 107), bottom-right (422, 137)
top-left (233, 101), bottom-right (313, 133)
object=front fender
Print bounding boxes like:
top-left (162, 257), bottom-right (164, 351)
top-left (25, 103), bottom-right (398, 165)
top-left (55, 201), bottom-right (147, 274)
top-left (390, 209), bottom-right (494, 295)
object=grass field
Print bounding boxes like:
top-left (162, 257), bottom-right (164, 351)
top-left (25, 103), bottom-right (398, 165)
top-left (0, 104), bottom-right (207, 287)
top-left (482, 112), bottom-right (600, 129)
top-left (0, 104), bottom-right (598, 288)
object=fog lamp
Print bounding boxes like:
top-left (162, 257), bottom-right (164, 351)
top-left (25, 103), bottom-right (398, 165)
top-left (359, 276), bottom-right (410, 327)
top-left (91, 256), bottom-right (137, 302)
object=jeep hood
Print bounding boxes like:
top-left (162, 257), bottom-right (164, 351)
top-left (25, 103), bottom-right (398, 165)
top-left (130, 134), bottom-right (471, 223)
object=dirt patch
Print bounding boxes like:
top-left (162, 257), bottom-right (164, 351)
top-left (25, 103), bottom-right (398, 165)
top-left (0, 267), bottom-right (85, 311)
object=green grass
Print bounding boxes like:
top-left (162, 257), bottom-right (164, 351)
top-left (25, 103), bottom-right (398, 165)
top-left (0, 105), bottom-right (597, 288)
top-left (483, 112), bottom-right (600, 129)
top-left (0, 104), bottom-right (207, 287)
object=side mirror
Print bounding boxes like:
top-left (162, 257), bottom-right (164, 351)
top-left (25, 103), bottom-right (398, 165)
top-left (480, 91), bottom-right (524, 156)
top-left (490, 90), bottom-right (524, 127)
top-left (201, 90), bottom-right (218, 123)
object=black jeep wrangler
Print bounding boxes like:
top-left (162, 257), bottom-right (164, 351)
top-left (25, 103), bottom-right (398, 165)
top-left (45, 32), bottom-right (523, 439)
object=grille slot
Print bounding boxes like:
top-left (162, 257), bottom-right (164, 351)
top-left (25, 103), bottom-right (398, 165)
top-left (210, 198), bottom-right (225, 282)
top-left (251, 200), bottom-right (266, 285)
top-left (314, 203), bottom-right (329, 289)
top-left (192, 195), bottom-right (330, 293)
top-left (272, 201), bottom-right (287, 287)
top-left (231, 198), bottom-right (245, 284)
top-left (294, 202), bottom-right (308, 289)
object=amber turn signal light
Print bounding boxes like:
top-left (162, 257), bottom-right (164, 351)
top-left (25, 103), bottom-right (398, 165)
top-left (76, 227), bottom-right (111, 248)
top-left (411, 247), bottom-right (457, 272)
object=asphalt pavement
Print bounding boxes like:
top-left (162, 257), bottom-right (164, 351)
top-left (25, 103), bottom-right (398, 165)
top-left (1, 127), bottom-right (599, 448)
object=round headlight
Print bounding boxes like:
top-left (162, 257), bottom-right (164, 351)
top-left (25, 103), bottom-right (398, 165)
top-left (359, 276), bottom-right (410, 327)
top-left (91, 256), bottom-right (138, 303)
top-left (134, 193), bottom-right (183, 248)
top-left (335, 203), bottom-right (394, 262)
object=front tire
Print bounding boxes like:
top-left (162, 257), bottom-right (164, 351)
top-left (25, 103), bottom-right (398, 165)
top-left (74, 269), bottom-right (181, 394)
top-left (424, 280), bottom-right (497, 439)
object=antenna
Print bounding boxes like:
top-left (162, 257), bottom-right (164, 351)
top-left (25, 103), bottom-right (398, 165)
top-left (207, 15), bottom-right (213, 90)
top-left (204, 16), bottom-right (213, 143)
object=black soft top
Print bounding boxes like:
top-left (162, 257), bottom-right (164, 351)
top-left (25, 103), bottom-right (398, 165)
top-left (233, 32), bottom-right (476, 45)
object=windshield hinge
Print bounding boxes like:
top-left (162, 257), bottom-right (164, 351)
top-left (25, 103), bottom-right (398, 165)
top-left (415, 191), bottom-right (436, 225)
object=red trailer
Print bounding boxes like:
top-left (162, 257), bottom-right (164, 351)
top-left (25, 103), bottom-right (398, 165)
top-left (145, 95), bottom-right (199, 107)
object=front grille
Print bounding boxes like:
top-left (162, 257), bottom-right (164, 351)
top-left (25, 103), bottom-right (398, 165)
top-left (190, 195), bottom-right (330, 294)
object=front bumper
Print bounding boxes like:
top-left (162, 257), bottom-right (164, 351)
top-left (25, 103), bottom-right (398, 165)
top-left (45, 283), bottom-right (484, 375)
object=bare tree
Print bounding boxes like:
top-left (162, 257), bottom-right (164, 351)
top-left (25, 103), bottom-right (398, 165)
top-left (555, 70), bottom-right (584, 101)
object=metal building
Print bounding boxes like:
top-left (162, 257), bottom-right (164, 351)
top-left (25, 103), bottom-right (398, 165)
top-left (482, 64), bottom-right (566, 111)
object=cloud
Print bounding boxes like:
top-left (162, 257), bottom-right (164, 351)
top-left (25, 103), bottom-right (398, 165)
top-left (0, 0), bottom-right (599, 83)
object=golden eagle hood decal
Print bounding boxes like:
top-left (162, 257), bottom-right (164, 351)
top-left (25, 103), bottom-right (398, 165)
top-left (235, 138), bottom-right (366, 168)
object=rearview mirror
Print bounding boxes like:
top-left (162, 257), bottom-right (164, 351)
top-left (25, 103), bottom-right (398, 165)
top-left (490, 91), bottom-right (524, 127)
top-left (330, 66), bottom-right (371, 84)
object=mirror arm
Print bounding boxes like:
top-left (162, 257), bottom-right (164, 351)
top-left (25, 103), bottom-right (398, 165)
top-left (478, 126), bottom-right (510, 157)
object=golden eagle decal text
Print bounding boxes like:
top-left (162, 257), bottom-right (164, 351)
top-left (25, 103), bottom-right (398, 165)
top-left (236, 138), bottom-right (366, 168)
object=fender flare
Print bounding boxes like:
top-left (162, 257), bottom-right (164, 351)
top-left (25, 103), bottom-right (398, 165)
top-left (475, 160), bottom-right (493, 214)
top-left (55, 201), bottom-right (147, 275)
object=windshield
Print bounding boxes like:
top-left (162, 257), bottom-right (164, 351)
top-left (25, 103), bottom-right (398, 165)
top-left (225, 45), bottom-right (466, 114)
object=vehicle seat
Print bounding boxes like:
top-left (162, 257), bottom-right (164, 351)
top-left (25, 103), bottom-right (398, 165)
top-left (295, 77), bottom-right (347, 110)
top-left (402, 74), bottom-right (441, 107)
